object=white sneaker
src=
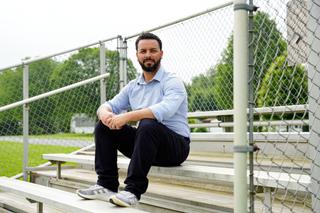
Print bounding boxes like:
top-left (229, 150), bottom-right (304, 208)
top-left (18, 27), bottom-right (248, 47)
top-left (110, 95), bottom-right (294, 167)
top-left (76, 184), bottom-right (116, 201)
top-left (109, 190), bottom-right (139, 207)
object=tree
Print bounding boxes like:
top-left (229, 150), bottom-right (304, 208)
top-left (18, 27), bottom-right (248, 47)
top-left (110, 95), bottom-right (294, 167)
top-left (0, 47), bottom-right (137, 135)
top-left (0, 59), bottom-right (59, 135)
top-left (29, 59), bottom-right (60, 134)
top-left (188, 11), bottom-right (287, 111)
top-left (257, 53), bottom-right (308, 107)
top-left (256, 53), bottom-right (308, 129)
top-left (187, 74), bottom-right (217, 111)
top-left (0, 68), bottom-right (23, 135)
top-left (49, 47), bottom-right (137, 132)
top-left (213, 11), bottom-right (287, 109)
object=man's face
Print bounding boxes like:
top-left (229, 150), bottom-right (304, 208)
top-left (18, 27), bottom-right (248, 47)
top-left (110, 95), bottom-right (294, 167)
top-left (136, 39), bottom-right (163, 73)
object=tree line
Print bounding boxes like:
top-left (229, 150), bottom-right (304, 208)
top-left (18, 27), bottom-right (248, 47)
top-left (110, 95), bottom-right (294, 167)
top-left (187, 11), bottom-right (308, 112)
top-left (0, 48), bottom-right (137, 135)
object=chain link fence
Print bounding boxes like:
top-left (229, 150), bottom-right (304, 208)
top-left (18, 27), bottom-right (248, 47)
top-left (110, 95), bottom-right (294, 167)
top-left (250, 0), bottom-right (319, 212)
top-left (0, 37), bottom-right (137, 178)
top-left (0, 0), bottom-right (320, 212)
top-left (126, 2), bottom-right (234, 112)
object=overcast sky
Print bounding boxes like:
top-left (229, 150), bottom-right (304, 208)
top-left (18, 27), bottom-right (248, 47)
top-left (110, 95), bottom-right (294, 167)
top-left (0, 0), bottom-right (230, 68)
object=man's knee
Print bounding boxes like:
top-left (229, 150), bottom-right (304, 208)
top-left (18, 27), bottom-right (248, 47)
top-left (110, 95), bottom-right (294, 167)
top-left (136, 119), bottom-right (160, 139)
top-left (137, 119), bottom-right (159, 131)
top-left (94, 120), bottom-right (110, 136)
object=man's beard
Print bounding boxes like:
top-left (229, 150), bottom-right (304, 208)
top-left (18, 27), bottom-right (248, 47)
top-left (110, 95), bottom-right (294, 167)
top-left (139, 58), bottom-right (161, 73)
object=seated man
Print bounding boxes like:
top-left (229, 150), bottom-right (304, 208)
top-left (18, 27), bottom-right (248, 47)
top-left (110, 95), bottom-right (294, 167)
top-left (77, 32), bottom-right (190, 207)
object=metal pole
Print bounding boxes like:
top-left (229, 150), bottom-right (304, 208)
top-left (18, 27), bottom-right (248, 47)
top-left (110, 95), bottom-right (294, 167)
top-left (248, 0), bottom-right (255, 212)
top-left (123, 40), bottom-right (128, 86)
top-left (307, 0), bottom-right (320, 212)
top-left (0, 36), bottom-right (118, 72)
top-left (0, 73), bottom-right (109, 112)
top-left (118, 36), bottom-right (125, 90)
top-left (99, 42), bottom-right (106, 105)
top-left (233, 0), bottom-right (249, 212)
top-left (23, 64), bottom-right (29, 181)
top-left (124, 1), bottom-right (233, 40)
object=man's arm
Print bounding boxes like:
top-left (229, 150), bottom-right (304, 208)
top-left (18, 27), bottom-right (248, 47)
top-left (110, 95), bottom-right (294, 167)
top-left (107, 108), bottom-right (155, 130)
top-left (148, 77), bottom-right (186, 122)
top-left (97, 104), bottom-right (116, 128)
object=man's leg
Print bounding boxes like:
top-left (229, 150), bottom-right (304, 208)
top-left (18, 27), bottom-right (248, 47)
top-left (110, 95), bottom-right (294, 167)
top-left (124, 119), bottom-right (190, 199)
top-left (94, 121), bottom-right (136, 192)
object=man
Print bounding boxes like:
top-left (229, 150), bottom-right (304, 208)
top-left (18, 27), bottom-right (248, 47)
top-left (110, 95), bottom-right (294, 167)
top-left (77, 32), bottom-right (190, 207)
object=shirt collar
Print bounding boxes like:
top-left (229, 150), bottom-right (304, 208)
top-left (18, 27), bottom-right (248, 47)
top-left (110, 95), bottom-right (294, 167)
top-left (137, 66), bottom-right (165, 85)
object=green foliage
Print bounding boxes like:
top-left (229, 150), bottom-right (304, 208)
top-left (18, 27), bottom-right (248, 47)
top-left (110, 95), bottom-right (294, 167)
top-left (187, 74), bottom-right (217, 111)
top-left (188, 11), bottom-right (287, 111)
top-left (0, 68), bottom-right (23, 135)
top-left (0, 47), bottom-right (137, 135)
top-left (188, 118), bottom-right (208, 132)
top-left (257, 54), bottom-right (308, 107)
top-left (48, 47), bottom-right (137, 133)
top-left (0, 141), bottom-right (78, 177)
top-left (29, 59), bottom-right (60, 134)
top-left (211, 63), bottom-right (233, 110)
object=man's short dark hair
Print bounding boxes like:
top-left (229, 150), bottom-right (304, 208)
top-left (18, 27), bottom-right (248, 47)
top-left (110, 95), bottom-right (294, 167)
top-left (135, 32), bottom-right (162, 51)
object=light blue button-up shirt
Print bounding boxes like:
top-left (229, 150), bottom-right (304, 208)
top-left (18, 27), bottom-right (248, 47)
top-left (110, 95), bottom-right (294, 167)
top-left (105, 66), bottom-right (190, 138)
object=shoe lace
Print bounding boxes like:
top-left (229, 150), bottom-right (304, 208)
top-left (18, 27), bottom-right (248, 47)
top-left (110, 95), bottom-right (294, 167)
top-left (88, 184), bottom-right (103, 191)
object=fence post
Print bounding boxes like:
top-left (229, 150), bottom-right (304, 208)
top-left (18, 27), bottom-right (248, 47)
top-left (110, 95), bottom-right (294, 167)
top-left (307, 0), bottom-right (320, 211)
top-left (123, 40), bottom-right (128, 86)
top-left (233, 0), bottom-right (249, 212)
top-left (248, 0), bottom-right (256, 212)
top-left (99, 42), bottom-right (106, 104)
top-left (118, 36), bottom-right (125, 90)
top-left (23, 64), bottom-right (29, 181)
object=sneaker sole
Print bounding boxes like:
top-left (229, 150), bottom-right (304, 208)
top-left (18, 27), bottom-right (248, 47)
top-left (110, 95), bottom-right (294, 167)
top-left (109, 195), bottom-right (130, 207)
top-left (76, 190), bottom-right (111, 201)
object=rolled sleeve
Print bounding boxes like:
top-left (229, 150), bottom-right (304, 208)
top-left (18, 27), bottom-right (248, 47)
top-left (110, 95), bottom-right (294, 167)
top-left (149, 78), bottom-right (186, 122)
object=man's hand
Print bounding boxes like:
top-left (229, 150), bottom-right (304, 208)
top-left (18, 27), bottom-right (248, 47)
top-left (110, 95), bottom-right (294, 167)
top-left (98, 105), bottom-right (154, 130)
top-left (99, 110), bottom-right (114, 127)
top-left (107, 114), bottom-right (129, 130)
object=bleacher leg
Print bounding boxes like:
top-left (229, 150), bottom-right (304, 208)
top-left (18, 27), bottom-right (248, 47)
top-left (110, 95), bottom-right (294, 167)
top-left (57, 162), bottom-right (61, 179)
top-left (263, 187), bottom-right (272, 213)
top-left (37, 202), bottom-right (43, 213)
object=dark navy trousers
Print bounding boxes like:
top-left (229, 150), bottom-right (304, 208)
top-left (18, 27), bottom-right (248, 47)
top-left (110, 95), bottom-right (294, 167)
top-left (94, 119), bottom-right (190, 199)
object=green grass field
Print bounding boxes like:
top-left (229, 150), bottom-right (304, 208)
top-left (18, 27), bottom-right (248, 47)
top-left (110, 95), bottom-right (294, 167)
top-left (0, 141), bottom-right (79, 177)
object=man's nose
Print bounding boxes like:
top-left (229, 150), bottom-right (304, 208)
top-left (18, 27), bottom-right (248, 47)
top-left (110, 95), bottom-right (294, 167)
top-left (144, 51), bottom-right (152, 58)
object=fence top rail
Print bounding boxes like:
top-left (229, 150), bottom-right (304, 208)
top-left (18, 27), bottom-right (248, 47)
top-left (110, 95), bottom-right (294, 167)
top-left (0, 73), bottom-right (109, 113)
top-left (187, 104), bottom-right (308, 118)
top-left (0, 36), bottom-right (119, 72)
top-left (124, 0), bottom-right (233, 40)
top-left (0, 1), bottom-right (234, 72)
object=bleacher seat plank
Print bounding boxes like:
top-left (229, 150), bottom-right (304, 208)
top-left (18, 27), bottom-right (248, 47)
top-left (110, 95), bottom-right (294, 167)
top-left (190, 132), bottom-right (309, 142)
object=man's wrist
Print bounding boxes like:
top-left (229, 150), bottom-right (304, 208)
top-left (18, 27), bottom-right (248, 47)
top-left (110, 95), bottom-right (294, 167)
top-left (97, 104), bottom-right (112, 119)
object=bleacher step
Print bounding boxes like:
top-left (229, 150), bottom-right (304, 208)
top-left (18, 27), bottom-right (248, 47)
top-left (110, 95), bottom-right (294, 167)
top-left (42, 153), bottom-right (310, 191)
top-left (0, 191), bottom-right (64, 213)
top-left (0, 177), bottom-right (145, 213)
top-left (32, 168), bottom-right (234, 213)
top-left (42, 153), bottom-right (236, 189)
